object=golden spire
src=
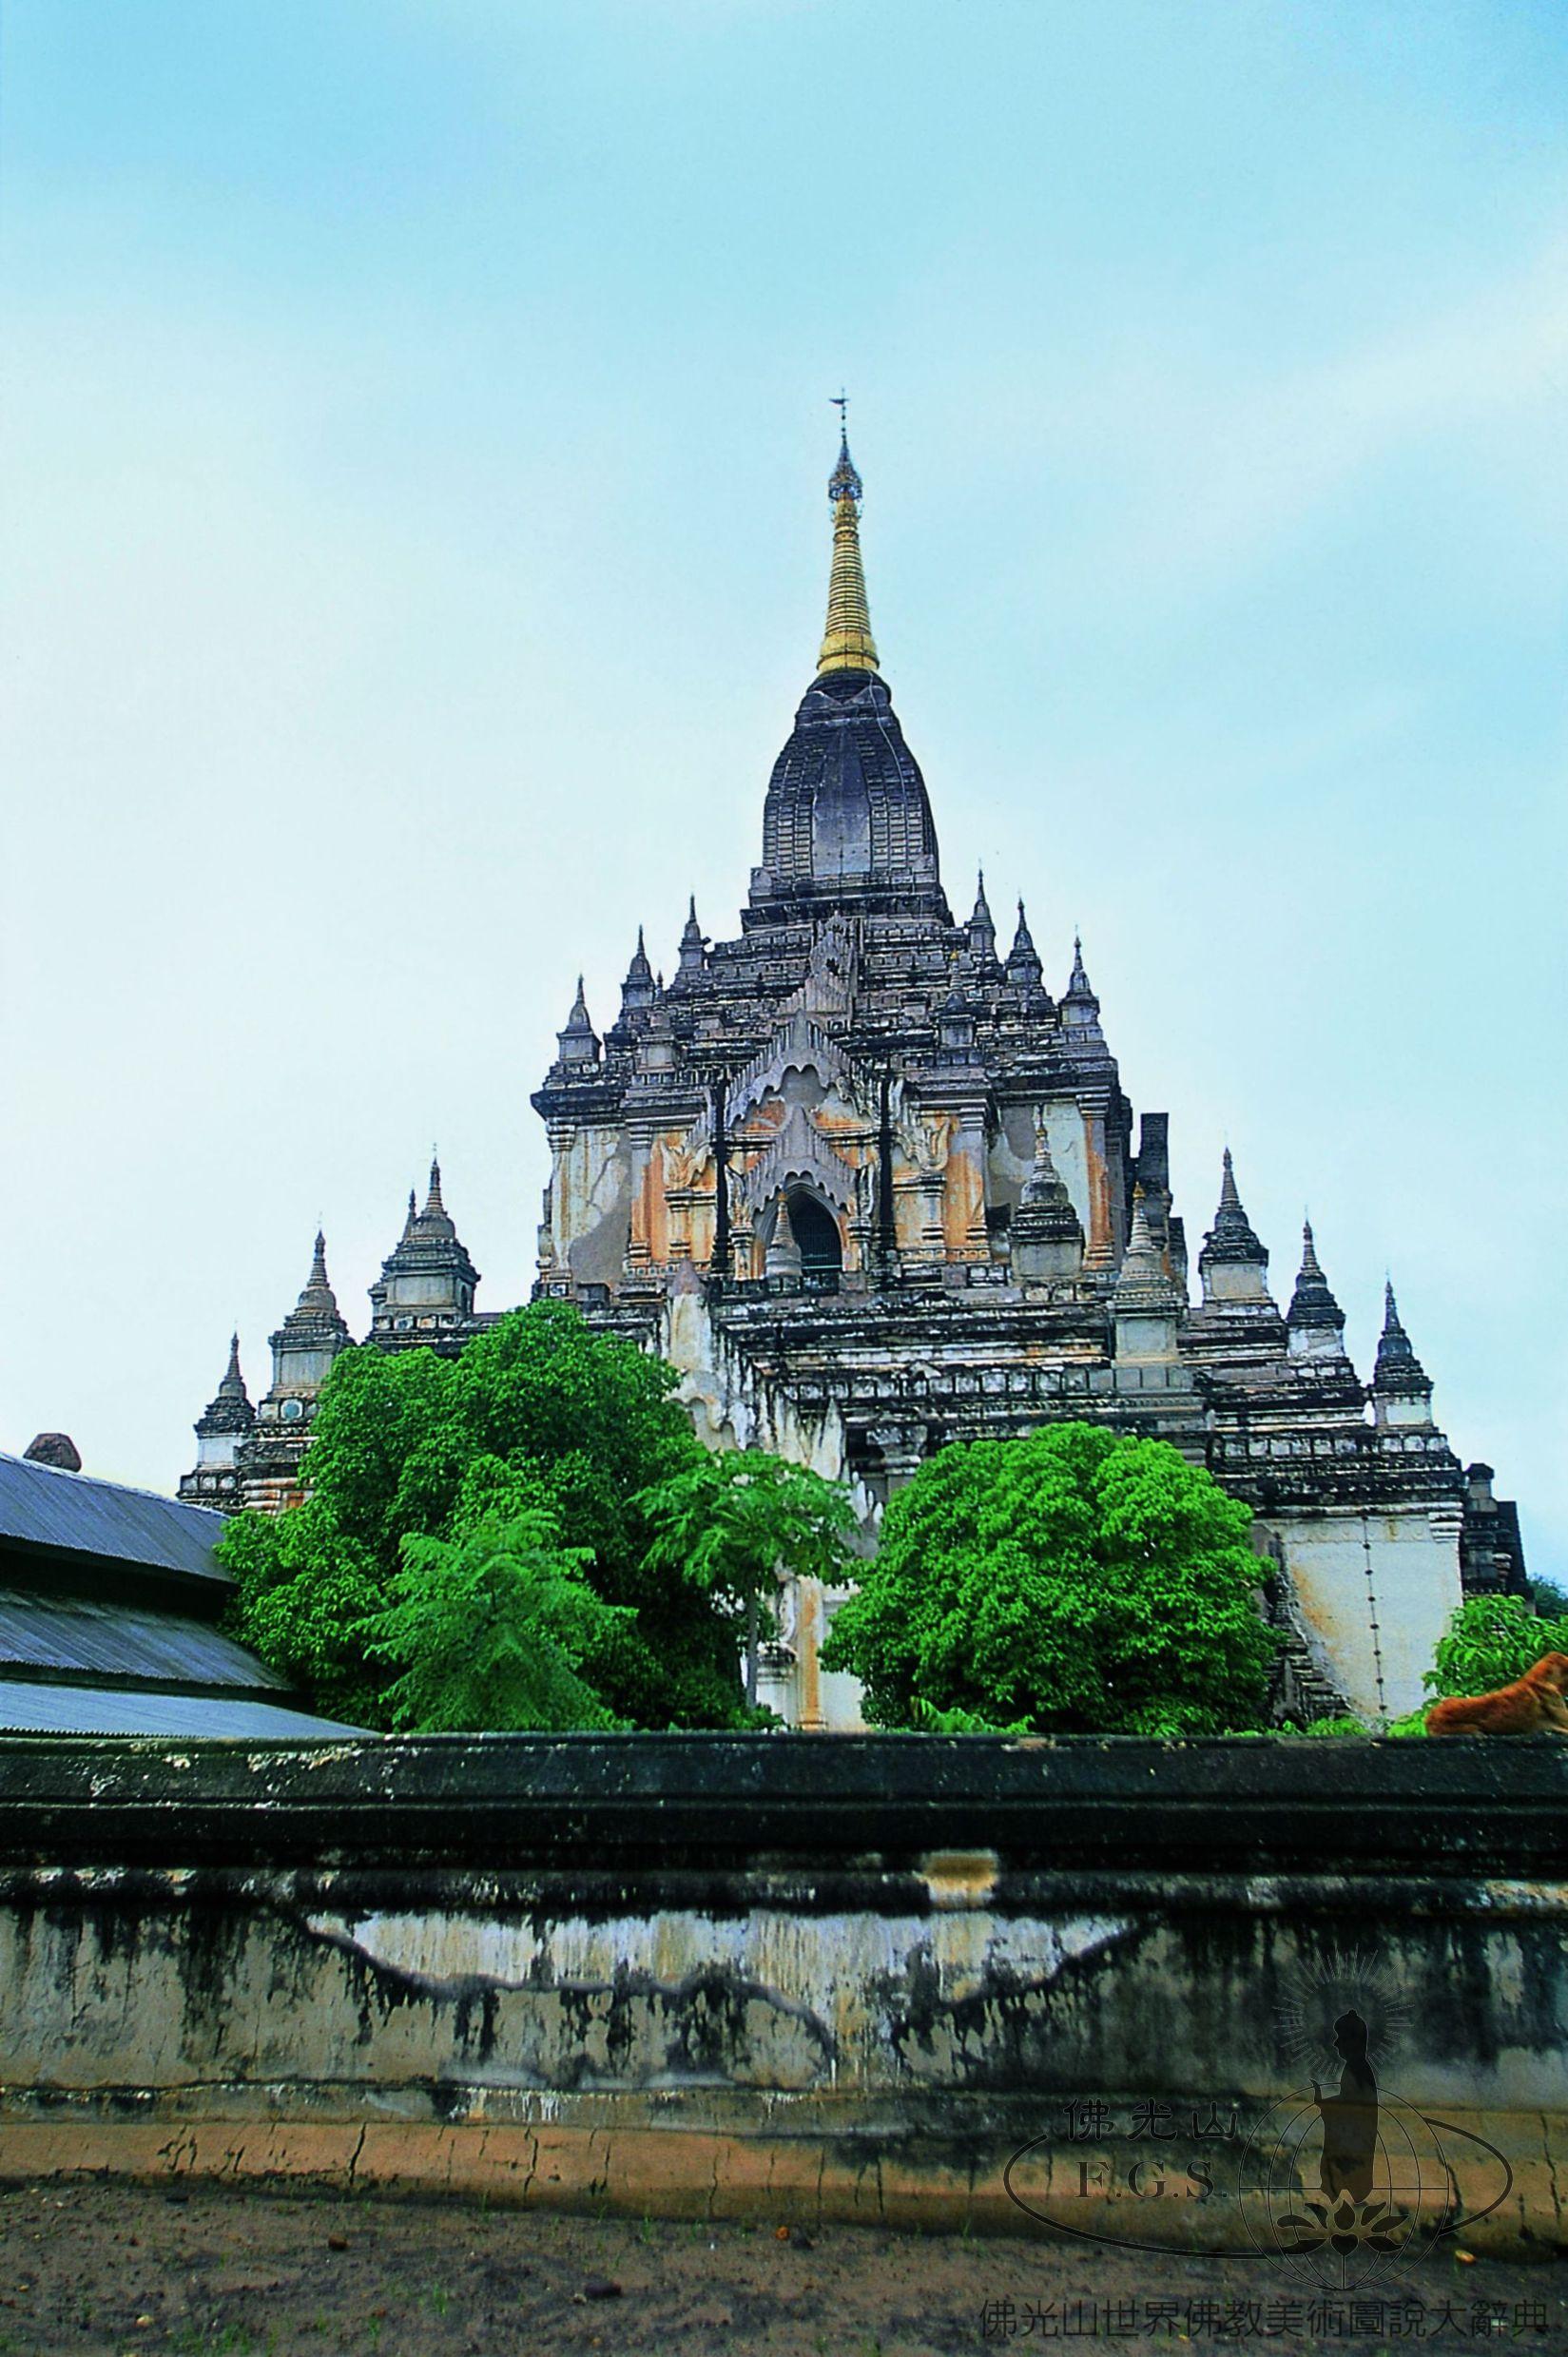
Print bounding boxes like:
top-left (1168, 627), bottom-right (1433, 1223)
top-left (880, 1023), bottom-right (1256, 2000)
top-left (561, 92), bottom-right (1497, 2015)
top-left (817, 400), bottom-right (880, 677)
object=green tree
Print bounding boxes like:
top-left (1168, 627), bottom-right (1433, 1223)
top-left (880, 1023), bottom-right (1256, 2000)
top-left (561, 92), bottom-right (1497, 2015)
top-left (218, 1500), bottom-right (385, 1727)
top-left (636, 1448), bottom-right (859, 1708)
top-left (357, 1502), bottom-right (632, 1731)
top-left (820, 1422), bottom-right (1277, 1736)
top-left (1424, 1593), bottom-right (1568, 1701)
top-left (220, 1302), bottom-right (745, 1729)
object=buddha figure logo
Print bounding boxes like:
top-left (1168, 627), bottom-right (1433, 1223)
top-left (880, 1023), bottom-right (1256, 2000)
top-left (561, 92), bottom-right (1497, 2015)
top-left (1003, 1946), bottom-right (1511, 2279)
top-left (1237, 1947), bottom-right (1508, 2289)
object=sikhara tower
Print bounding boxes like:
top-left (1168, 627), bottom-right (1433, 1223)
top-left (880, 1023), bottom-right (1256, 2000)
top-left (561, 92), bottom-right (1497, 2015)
top-left (527, 427), bottom-right (1526, 1729)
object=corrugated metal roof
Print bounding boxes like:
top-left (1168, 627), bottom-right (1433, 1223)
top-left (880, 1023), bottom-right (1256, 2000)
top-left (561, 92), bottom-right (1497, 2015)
top-left (0, 1452), bottom-right (228, 1585)
top-left (0, 1682), bottom-right (363, 1738)
top-left (0, 1589), bottom-right (288, 1690)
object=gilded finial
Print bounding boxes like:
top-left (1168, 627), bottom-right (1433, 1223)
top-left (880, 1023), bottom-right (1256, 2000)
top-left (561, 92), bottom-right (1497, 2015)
top-left (818, 401), bottom-right (879, 678)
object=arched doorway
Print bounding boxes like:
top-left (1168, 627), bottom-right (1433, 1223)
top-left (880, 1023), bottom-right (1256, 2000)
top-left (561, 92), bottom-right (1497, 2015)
top-left (786, 1188), bottom-right (842, 1274)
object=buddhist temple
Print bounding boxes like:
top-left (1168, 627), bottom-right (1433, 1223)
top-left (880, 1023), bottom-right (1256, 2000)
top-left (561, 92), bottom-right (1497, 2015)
top-left (184, 428), bottom-right (1528, 1727)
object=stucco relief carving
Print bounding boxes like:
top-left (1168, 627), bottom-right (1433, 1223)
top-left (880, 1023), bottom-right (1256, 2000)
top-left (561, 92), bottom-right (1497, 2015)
top-left (896, 1105), bottom-right (949, 1181)
top-left (792, 915), bottom-right (861, 1019)
top-left (659, 1133), bottom-right (711, 1192)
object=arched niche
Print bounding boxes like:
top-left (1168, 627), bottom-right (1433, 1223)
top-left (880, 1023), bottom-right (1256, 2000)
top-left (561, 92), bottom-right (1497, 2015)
top-left (783, 1186), bottom-right (842, 1273)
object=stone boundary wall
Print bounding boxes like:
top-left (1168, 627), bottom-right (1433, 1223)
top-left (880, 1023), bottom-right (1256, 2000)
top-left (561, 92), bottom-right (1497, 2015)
top-left (0, 1734), bottom-right (1562, 2255)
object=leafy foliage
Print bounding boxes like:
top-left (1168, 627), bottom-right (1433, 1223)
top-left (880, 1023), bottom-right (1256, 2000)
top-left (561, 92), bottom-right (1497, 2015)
top-left (356, 1502), bottom-right (631, 1731)
top-left (220, 1303), bottom-right (745, 1729)
top-left (820, 1422), bottom-right (1277, 1736)
top-left (1531, 1575), bottom-right (1568, 1619)
top-left (1423, 1593), bottom-right (1568, 1701)
top-left (636, 1448), bottom-right (859, 1707)
top-left (217, 1501), bottom-right (385, 1727)
top-left (908, 1697), bottom-right (1034, 1736)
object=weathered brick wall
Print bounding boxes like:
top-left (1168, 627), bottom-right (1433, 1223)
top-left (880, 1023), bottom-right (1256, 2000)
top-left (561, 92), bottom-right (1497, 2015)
top-left (0, 1735), bottom-right (1561, 2254)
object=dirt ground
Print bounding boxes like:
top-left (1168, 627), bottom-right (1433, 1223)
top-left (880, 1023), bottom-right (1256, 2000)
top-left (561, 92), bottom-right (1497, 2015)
top-left (0, 2180), bottom-right (1561, 2357)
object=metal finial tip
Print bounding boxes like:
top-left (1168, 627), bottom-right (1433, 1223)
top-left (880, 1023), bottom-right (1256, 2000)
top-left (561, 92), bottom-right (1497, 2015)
top-left (826, 406), bottom-right (863, 507)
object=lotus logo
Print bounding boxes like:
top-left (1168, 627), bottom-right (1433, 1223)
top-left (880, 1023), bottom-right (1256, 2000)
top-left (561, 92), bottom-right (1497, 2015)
top-left (1275, 2193), bottom-right (1407, 2260)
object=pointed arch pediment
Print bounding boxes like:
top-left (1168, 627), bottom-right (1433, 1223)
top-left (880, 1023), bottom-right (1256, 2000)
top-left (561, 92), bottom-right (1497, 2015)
top-left (735, 1101), bottom-right (857, 1215)
top-left (672, 922), bottom-right (875, 1176)
top-left (728, 1010), bottom-right (855, 1129)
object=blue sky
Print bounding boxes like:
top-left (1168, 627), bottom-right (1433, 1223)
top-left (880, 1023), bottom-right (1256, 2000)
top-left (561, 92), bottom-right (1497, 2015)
top-left (3, 2), bottom-right (1565, 1571)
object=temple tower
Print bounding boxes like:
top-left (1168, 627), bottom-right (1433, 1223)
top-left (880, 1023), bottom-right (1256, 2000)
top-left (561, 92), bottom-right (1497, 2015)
top-left (236, 1232), bottom-right (351, 1512)
top-left (177, 1334), bottom-right (254, 1507)
top-left (1286, 1221), bottom-right (1348, 1361)
top-left (1369, 1282), bottom-right (1435, 1431)
top-left (369, 1157), bottom-right (480, 1348)
top-left (1198, 1151), bottom-right (1270, 1306)
top-left (1011, 1127), bottom-right (1084, 1286)
top-left (751, 429), bottom-right (946, 921)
